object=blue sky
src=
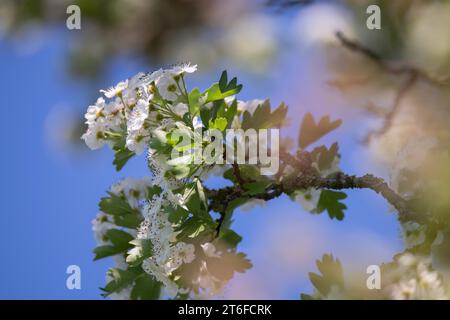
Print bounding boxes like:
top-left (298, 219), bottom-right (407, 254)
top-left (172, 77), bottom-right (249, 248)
top-left (0, 21), bottom-right (403, 299)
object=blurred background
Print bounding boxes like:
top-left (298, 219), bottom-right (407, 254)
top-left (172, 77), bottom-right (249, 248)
top-left (0, 0), bottom-right (448, 299)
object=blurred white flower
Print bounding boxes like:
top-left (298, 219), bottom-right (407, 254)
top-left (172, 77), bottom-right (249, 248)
top-left (295, 188), bottom-right (321, 212)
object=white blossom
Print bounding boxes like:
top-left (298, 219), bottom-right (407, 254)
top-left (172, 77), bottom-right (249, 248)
top-left (92, 212), bottom-right (115, 245)
top-left (110, 177), bottom-right (152, 208)
top-left (169, 63), bottom-right (198, 75)
top-left (156, 72), bottom-right (179, 101)
top-left (201, 242), bottom-right (221, 258)
top-left (81, 123), bottom-right (108, 150)
top-left (101, 80), bottom-right (128, 98)
top-left (385, 253), bottom-right (447, 300)
top-left (295, 188), bottom-right (321, 212)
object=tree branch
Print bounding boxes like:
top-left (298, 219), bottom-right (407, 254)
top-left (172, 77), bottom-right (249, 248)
top-left (207, 150), bottom-right (433, 232)
top-left (334, 32), bottom-right (449, 143)
top-left (335, 32), bottom-right (449, 86)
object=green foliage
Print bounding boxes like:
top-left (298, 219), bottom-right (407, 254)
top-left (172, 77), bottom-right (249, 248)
top-left (314, 190), bottom-right (347, 220)
top-left (241, 100), bottom-right (287, 130)
top-left (301, 254), bottom-right (344, 299)
top-left (99, 192), bottom-right (143, 228)
top-left (109, 126), bottom-right (135, 171)
top-left (200, 97), bottom-right (237, 131)
top-left (126, 239), bottom-right (153, 267)
top-left (101, 268), bottom-right (139, 297)
top-left (311, 142), bottom-right (339, 172)
top-left (93, 229), bottom-right (134, 260)
top-left (218, 229), bottom-right (243, 248)
top-left (188, 88), bottom-right (202, 115)
top-left (93, 245), bottom-right (126, 261)
top-left (131, 274), bottom-right (161, 300)
top-left (102, 266), bottom-right (161, 299)
top-left (203, 71), bottom-right (243, 104)
top-left (243, 181), bottom-right (271, 196)
top-left (175, 217), bottom-right (213, 241)
top-left (298, 113), bottom-right (342, 149)
top-left (209, 117), bottom-right (228, 131)
top-left (183, 179), bottom-right (209, 217)
top-left (223, 165), bottom-right (269, 184)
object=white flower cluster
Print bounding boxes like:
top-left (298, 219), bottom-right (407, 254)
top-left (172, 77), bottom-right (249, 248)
top-left (82, 63), bottom-right (197, 154)
top-left (385, 253), bottom-right (447, 300)
top-left (138, 201), bottom-right (195, 297)
top-left (92, 177), bottom-right (153, 299)
top-left (110, 176), bottom-right (152, 208)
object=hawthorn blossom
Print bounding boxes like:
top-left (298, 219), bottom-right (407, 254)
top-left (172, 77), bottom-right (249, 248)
top-left (101, 80), bottom-right (128, 98)
top-left (385, 253), bottom-right (447, 300)
top-left (295, 188), bottom-right (321, 212)
top-left (92, 212), bottom-right (115, 245)
top-left (81, 123), bottom-right (108, 150)
top-left (170, 63), bottom-right (198, 75)
top-left (110, 177), bottom-right (152, 208)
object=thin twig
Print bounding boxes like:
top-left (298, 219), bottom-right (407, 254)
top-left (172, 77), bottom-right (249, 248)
top-left (335, 32), bottom-right (449, 86)
top-left (364, 72), bottom-right (417, 142)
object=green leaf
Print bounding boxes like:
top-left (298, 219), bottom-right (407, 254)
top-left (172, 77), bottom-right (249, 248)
top-left (223, 165), bottom-right (267, 184)
top-left (218, 229), bottom-right (242, 248)
top-left (219, 197), bottom-right (249, 231)
top-left (223, 99), bottom-right (238, 129)
top-left (108, 125), bottom-right (135, 171)
top-left (306, 254), bottom-right (344, 296)
top-left (219, 70), bottom-right (228, 91)
top-left (168, 165), bottom-right (191, 179)
top-left (298, 113), bottom-right (342, 149)
top-left (203, 71), bottom-right (243, 104)
top-left (175, 217), bottom-right (212, 241)
top-left (147, 185), bottom-right (162, 199)
top-left (99, 192), bottom-right (136, 216)
top-left (130, 274), bottom-right (161, 300)
top-left (311, 142), bottom-right (339, 171)
top-left (126, 239), bottom-right (153, 267)
top-left (98, 193), bottom-right (143, 228)
top-left (242, 100), bottom-right (287, 130)
top-left (243, 181), bottom-right (270, 196)
top-left (101, 267), bottom-right (140, 297)
top-left (204, 83), bottom-right (240, 103)
top-left (209, 117), bottom-right (228, 131)
top-left (314, 190), bottom-right (347, 220)
top-left (196, 179), bottom-right (208, 212)
top-left (93, 245), bottom-right (125, 261)
top-left (112, 214), bottom-right (143, 229)
top-left (105, 229), bottom-right (134, 249)
top-left (182, 180), bottom-right (210, 217)
top-left (200, 100), bottom-right (223, 127)
top-left (113, 146), bottom-right (135, 171)
top-left (166, 205), bottom-right (190, 224)
top-left (93, 229), bottom-right (134, 260)
top-left (188, 88), bottom-right (202, 115)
